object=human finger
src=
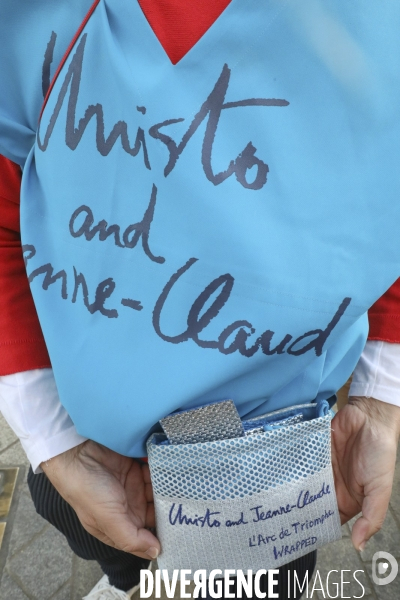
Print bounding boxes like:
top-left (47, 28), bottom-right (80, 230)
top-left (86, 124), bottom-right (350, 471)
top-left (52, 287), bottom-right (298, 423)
top-left (95, 507), bottom-right (160, 559)
top-left (351, 480), bottom-right (392, 551)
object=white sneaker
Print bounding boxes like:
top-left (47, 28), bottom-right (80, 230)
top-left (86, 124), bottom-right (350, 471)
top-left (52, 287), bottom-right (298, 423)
top-left (82, 574), bottom-right (140, 600)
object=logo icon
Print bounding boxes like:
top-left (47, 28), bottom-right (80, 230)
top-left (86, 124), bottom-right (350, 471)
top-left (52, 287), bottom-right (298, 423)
top-left (372, 551), bottom-right (398, 586)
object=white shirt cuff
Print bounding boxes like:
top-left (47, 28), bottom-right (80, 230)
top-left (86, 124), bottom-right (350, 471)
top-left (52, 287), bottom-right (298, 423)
top-left (350, 340), bottom-right (400, 408)
top-left (0, 368), bottom-right (87, 473)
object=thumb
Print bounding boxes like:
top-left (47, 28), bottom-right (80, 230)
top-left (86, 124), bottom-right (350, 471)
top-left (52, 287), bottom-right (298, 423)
top-left (104, 512), bottom-right (160, 559)
top-left (84, 508), bottom-right (161, 560)
top-left (351, 482), bottom-right (392, 552)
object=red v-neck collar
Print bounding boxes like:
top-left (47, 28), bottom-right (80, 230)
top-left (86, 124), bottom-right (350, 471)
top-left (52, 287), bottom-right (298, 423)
top-left (137, 0), bottom-right (232, 64)
top-left (40, 0), bottom-right (233, 121)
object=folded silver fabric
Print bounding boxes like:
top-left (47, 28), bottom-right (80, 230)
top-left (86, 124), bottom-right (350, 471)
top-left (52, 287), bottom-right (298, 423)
top-left (159, 399), bottom-right (244, 445)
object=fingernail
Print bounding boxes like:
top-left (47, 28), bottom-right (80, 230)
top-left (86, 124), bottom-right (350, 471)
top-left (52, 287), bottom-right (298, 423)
top-left (147, 547), bottom-right (159, 559)
top-left (359, 541), bottom-right (366, 552)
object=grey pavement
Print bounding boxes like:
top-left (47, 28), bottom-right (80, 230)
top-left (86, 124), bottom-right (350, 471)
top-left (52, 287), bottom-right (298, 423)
top-left (1, 411), bottom-right (400, 600)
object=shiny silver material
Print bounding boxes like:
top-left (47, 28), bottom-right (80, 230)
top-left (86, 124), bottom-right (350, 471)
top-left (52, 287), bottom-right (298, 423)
top-left (159, 399), bottom-right (244, 445)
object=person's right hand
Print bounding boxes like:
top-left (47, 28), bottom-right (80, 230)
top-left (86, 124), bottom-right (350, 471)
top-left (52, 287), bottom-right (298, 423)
top-left (41, 440), bottom-right (160, 560)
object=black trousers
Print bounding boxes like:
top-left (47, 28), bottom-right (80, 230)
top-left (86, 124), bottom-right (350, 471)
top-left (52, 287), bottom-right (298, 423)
top-left (27, 467), bottom-right (316, 597)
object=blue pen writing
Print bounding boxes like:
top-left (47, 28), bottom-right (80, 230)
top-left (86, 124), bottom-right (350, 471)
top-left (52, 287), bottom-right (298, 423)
top-left (168, 504), bottom-right (221, 528)
top-left (296, 482), bottom-right (331, 510)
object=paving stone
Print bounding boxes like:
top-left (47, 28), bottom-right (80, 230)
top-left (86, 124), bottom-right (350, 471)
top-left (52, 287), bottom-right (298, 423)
top-left (51, 581), bottom-right (72, 600)
top-left (0, 467), bottom-right (19, 521)
top-left (354, 510), bottom-right (400, 562)
top-left (364, 561), bottom-right (400, 600)
top-left (341, 523), bottom-right (351, 537)
top-left (8, 525), bottom-right (73, 600)
top-left (312, 536), bottom-right (371, 597)
top-left (0, 523), bottom-right (6, 553)
top-left (71, 556), bottom-right (102, 600)
top-left (7, 491), bottom-right (48, 558)
top-left (0, 442), bottom-right (30, 468)
top-left (0, 571), bottom-right (30, 600)
top-left (0, 415), bottom-right (18, 453)
top-left (390, 453), bottom-right (400, 524)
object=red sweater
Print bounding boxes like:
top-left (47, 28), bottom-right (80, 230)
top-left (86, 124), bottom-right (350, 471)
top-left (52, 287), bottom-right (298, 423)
top-left (1, 0), bottom-right (399, 375)
top-left (0, 157), bottom-right (51, 374)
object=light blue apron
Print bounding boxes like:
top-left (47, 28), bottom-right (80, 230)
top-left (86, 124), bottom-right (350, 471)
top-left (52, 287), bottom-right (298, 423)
top-left (1, 0), bottom-right (400, 456)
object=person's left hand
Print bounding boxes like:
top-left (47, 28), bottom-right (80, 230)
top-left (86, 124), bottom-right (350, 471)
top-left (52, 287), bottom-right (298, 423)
top-left (331, 396), bottom-right (400, 551)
